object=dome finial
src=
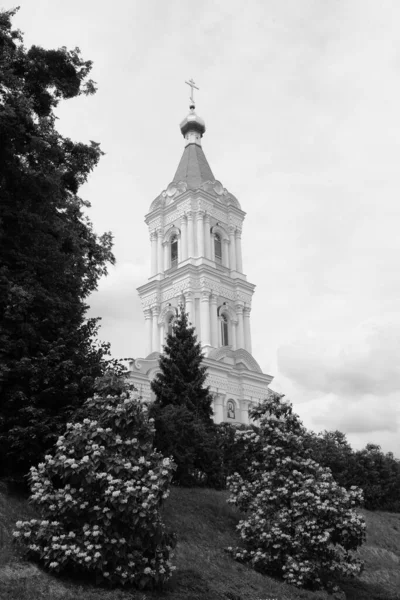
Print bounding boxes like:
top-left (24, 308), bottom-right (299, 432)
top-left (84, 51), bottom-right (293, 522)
top-left (185, 78), bottom-right (199, 109)
top-left (180, 78), bottom-right (205, 145)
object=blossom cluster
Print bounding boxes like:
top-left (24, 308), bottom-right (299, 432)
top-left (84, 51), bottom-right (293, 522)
top-left (13, 387), bottom-right (177, 589)
top-left (226, 393), bottom-right (366, 592)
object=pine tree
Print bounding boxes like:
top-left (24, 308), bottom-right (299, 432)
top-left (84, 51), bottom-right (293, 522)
top-left (151, 306), bottom-right (213, 423)
top-left (150, 306), bottom-right (218, 486)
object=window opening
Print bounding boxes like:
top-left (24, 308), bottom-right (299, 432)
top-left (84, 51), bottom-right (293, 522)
top-left (170, 236), bottom-right (178, 268)
top-left (214, 233), bottom-right (222, 264)
top-left (167, 315), bottom-right (175, 336)
top-left (221, 313), bottom-right (229, 346)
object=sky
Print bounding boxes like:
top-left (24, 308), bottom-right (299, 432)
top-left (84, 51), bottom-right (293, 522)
top-left (5, 0), bottom-right (400, 456)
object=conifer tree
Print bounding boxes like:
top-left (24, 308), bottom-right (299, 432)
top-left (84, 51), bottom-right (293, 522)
top-left (150, 306), bottom-right (218, 486)
top-left (151, 306), bottom-right (213, 423)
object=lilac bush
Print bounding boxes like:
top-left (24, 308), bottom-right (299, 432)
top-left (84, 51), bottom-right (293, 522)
top-left (226, 392), bottom-right (366, 592)
top-left (13, 378), bottom-right (176, 589)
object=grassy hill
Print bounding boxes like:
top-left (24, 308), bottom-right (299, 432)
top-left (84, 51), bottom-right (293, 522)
top-left (1, 483), bottom-right (400, 600)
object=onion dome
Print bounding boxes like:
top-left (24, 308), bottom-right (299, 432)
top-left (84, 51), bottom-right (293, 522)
top-left (179, 105), bottom-right (206, 142)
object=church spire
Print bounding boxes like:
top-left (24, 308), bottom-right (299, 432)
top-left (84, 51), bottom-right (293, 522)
top-left (172, 78), bottom-right (213, 188)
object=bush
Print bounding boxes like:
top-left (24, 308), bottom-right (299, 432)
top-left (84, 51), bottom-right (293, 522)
top-left (13, 376), bottom-right (177, 590)
top-left (226, 392), bottom-right (366, 593)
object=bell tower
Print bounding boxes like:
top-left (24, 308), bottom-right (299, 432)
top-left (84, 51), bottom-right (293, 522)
top-left (129, 82), bottom-right (273, 423)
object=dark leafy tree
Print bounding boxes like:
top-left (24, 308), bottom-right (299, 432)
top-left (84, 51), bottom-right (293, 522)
top-left (150, 306), bottom-right (215, 485)
top-left (0, 9), bottom-right (114, 482)
top-left (304, 429), bottom-right (356, 490)
top-left (305, 430), bottom-right (400, 512)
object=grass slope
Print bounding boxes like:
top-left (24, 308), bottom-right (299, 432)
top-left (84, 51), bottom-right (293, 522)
top-left (1, 483), bottom-right (400, 600)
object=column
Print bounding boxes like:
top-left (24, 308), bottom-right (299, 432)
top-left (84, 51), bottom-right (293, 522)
top-left (152, 306), bottom-right (160, 353)
top-left (243, 305), bottom-right (252, 353)
top-left (163, 241), bottom-right (169, 270)
top-left (181, 215), bottom-right (188, 261)
top-left (200, 290), bottom-right (211, 346)
top-left (144, 308), bottom-right (152, 356)
top-left (150, 231), bottom-right (157, 276)
top-left (196, 211), bottom-right (204, 257)
top-left (204, 213), bottom-right (211, 259)
top-left (235, 229), bottom-right (243, 273)
top-left (187, 212), bottom-right (195, 258)
top-left (229, 226), bottom-right (237, 271)
top-left (236, 303), bottom-right (244, 349)
top-left (213, 394), bottom-right (225, 424)
top-left (157, 229), bottom-right (163, 273)
top-left (241, 400), bottom-right (250, 425)
top-left (231, 319), bottom-right (237, 350)
top-left (184, 291), bottom-right (194, 326)
top-left (222, 238), bottom-right (230, 268)
top-left (210, 293), bottom-right (218, 347)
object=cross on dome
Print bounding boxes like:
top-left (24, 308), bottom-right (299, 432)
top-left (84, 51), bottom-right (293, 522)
top-left (185, 78), bottom-right (199, 107)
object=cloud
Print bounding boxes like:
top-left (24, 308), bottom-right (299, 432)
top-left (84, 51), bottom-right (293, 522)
top-left (277, 315), bottom-right (400, 397)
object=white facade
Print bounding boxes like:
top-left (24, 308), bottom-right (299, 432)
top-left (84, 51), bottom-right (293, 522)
top-left (129, 104), bottom-right (273, 424)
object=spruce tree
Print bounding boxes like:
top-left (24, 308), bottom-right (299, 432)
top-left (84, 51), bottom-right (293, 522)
top-left (150, 306), bottom-right (218, 486)
top-left (151, 306), bottom-right (213, 423)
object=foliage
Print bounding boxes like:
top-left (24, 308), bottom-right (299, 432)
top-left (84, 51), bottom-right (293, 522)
top-left (12, 374), bottom-right (177, 589)
top-left (305, 430), bottom-right (400, 512)
top-left (151, 306), bottom-right (213, 422)
top-left (352, 444), bottom-right (400, 512)
top-left (151, 405), bottom-right (222, 488)
top-left (150, 306), bottom-right (215, 486)
top-left (213, 422), bottom-right (259, 488)
top-left (226, 392), bottom-right (366, 593)
top-left (0, 8), bottom-right (114, 480)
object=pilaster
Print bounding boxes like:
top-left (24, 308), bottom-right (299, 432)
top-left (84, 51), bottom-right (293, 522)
top-left (144, 308), bottom-right (152, 356)
top-left (196, 210), bottom-right (205, 257)
top-left (204, 213), bottom-right (211, 259)
top-left (229, 226), bottom-right (237, 271)
top-left (150, 232), bottom-right (157, 276)
top-left (152, 305), bottom-right (160, 353)
top-left (187, 211), bottom-right (195, 257)
top-left (243, 305), bottom-right (252, 353)
top-left (235, 228), bottom-right (243, 273)
top-left (200, 290), bottom-right (211, 346)
top-left (236, 302), bottom-right (244, 349)
top-left (157, 228), bottom-right (163, 273)
top-left (210, 293), bottom-right (218, 347)
top-left (181, 214), bottom-right (188, 261)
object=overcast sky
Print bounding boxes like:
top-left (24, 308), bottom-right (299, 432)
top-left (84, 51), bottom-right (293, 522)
top-left (6, 0), bottom-right (400, 456)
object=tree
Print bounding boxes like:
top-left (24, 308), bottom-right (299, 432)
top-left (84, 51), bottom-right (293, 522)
top-left (304, 429), bottom-right (356, 490)
top-left (0, 9), bottom-right (114, 481)
top-left (13, 374), bottom-right (177, 589)
top-left (150, 306), bottom-right (216, 485)
top-left (227, 392), bottom-right (366, 593)
top-left (151, 306), bottom-right (213, 423)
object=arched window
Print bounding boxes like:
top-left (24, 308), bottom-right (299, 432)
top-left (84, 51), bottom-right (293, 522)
top-left (221, 313), bottom-right (229, 346)
top-left (214, 233), bottom-right (222, 264)
top-left (167, 314), bottom-right (175, 336)
top-left (170, 235), bottom-right (178, 268)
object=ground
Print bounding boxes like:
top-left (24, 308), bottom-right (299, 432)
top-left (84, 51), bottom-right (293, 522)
top-left (1, 482), bottom-right (400, 600)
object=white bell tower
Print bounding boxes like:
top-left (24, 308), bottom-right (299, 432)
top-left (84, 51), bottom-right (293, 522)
top-left (129, 82), bottom-right (273, 423)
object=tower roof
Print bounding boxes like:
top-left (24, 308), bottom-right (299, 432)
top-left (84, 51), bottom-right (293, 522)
top-left (172, 143), bottom-right (215, 190)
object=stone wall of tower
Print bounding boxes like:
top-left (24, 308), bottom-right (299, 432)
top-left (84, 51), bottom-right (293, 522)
top-left (137, 188), bottom-right (255, 358)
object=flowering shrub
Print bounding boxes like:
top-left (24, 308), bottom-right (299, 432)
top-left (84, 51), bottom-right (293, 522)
top-left (226, 392), bottom-right (366, 593)
top-left (13, 376), bottom-right (176, 589)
